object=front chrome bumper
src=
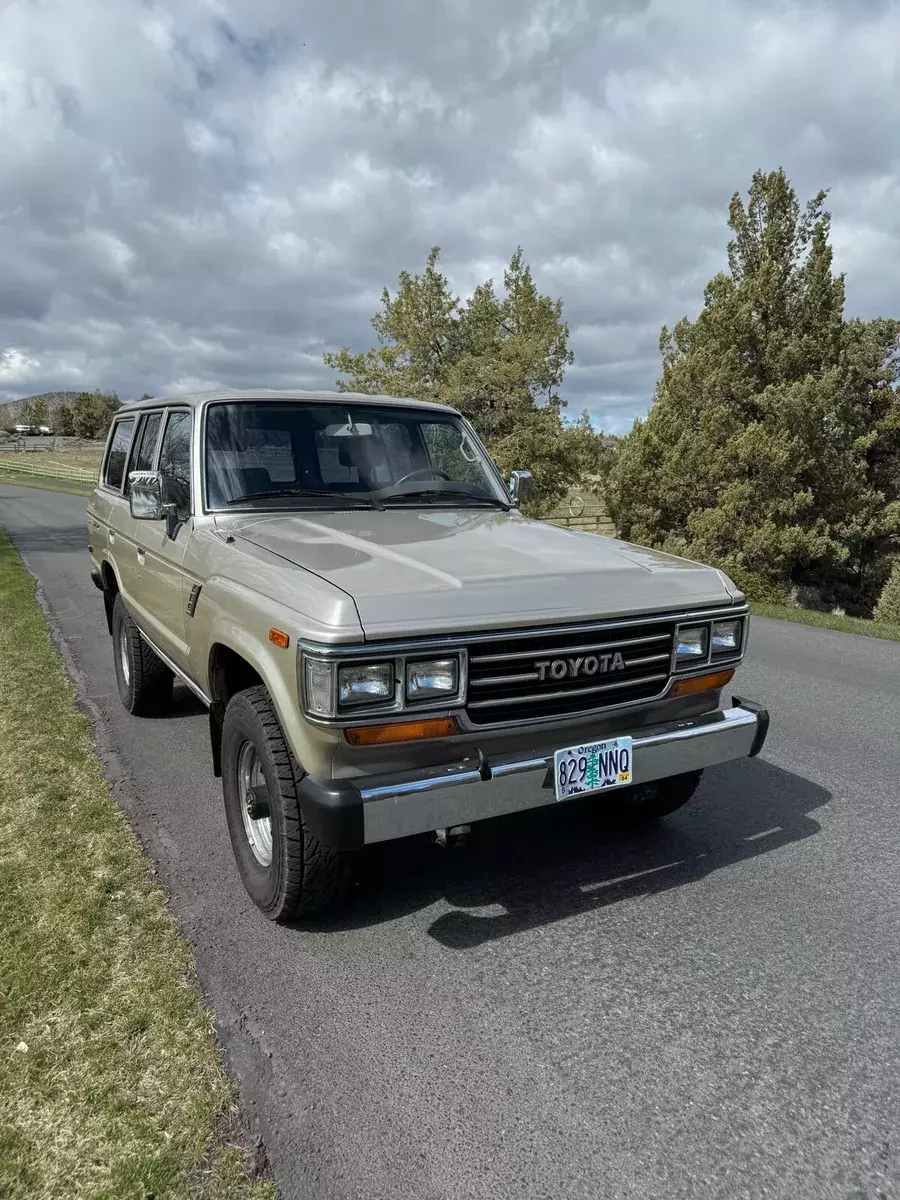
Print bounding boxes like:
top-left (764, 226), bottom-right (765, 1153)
top-left (298, 697), bottom-right (769, 849)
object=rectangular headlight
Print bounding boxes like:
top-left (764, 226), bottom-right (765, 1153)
top-left (338, 662), bottom-right (394, 707)
top-left (406, 657), bottom-right (459, 702)
top-left (712, 619), bottom-right (742, 654)
top-left (676, 626), bottom-right (708, 663)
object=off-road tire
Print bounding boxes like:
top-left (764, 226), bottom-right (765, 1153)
top-left (221, 685), bottom-right (353, 920)
top-left (614, 769), bottom-right (704, 823)
top-left (112, 593), bottom-right (174, 716)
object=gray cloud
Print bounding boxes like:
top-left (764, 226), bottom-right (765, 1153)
top-left (1, 0), bottom-right (899, 432)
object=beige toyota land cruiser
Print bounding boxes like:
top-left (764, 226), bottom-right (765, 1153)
top-left (87, 390), bottom-right (769, 918)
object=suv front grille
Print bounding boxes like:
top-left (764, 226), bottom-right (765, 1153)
top-left (465, 618), bottom-right (676, 725)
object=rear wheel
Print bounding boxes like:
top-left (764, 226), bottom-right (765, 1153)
top-left (111, 593), bottom-right (173, 716)
top-left (613, 770), bottom-right (704, 823)
top-left (221, 685), bottom-right (352, 920)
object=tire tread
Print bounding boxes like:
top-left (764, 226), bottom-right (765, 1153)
top-left (225, 686), bottom-right (352, 920)
top-left (112, 593), bottom-right (173, 716)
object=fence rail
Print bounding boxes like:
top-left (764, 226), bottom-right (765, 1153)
top-left (546, 514), bottom-right (617, 534)
top-left (0, 456), bottom-right (96, 484)
top-left (544, 495), bottom-right (616, 536)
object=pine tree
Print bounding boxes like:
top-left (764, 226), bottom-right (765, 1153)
top-left (324, 246), bottom-right (601, 509)
top-left (583, 754), bottom-right (601, 791)
top-left (874, 562), bottom-right (900, 624)
top-left (606, 168), bottom-right (900, 610)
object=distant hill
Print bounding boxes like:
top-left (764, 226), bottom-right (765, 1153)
top-left (0, 391), bottom-right (85, 427)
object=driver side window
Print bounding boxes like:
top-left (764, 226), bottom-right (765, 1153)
top-left (158, 411), bottom-right (192, 521)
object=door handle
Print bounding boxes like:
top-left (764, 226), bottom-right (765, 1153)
top-left (137, 548), bottom-right (146, 566)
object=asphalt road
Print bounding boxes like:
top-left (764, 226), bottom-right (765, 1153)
top-left (3, 482), bottom-right (900, 1200)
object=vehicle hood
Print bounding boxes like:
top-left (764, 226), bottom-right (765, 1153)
top-left (222, 509), bottom-right (739, 639)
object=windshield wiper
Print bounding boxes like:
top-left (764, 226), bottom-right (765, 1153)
top-left (226, 488), bottom-right (384, 509)
top-left (379, 488), bottom-right (508, 509)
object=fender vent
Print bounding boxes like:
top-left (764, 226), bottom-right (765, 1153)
top-left (186, 584), bottom-right (202, 617)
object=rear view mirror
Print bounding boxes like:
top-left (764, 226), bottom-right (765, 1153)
top-left (325, 421), bottom-right (374, 437)
top-left (508, 469), bottom-right (534, 507)
top-left (129, 471), bottom-right (163, 520)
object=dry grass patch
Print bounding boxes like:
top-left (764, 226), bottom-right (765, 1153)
top-left (40, 449), bottom-right (104, 475)
top-left (0, 532), bottom-right (274, 1200)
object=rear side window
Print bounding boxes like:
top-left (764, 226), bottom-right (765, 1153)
top-left (104, 419), bottom-right (136, 491)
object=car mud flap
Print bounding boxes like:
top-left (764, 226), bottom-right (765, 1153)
top-left (209, 708), bottom-right (223, 777)
top-left (103, 587), bottom-right (115, 635)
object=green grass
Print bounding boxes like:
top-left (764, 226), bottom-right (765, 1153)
top-left (751, 601), bottom-right (900, 642)
top-left (0, 471), bottom-right (93, 497)
top-left (0, 532), bottom-right (275, 1200)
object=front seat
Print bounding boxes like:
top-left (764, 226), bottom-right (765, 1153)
top-left (338, 436), bottom-right (388, 487)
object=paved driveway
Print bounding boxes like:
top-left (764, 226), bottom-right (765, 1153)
top-left (2, 482), bottom-right (899, 1200)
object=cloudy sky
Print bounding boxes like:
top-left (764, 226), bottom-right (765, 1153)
top-left (1, 0), bottom-right (899, 432)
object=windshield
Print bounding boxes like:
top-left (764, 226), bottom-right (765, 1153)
top-left (204, 401), bottom-right (509, 510)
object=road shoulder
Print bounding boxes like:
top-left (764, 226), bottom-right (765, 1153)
top-left (0, 528), bottom-right (275, 1200)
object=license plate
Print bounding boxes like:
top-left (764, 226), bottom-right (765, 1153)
top-left (553, 736), bottom-right (633, 801)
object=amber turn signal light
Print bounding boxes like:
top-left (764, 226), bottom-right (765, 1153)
top-left (345, 717), bottom-right (458, 746)
top-left (268, 628), bottom-right (290, 649)
top-left (671, 668), bottom-right (735, 698)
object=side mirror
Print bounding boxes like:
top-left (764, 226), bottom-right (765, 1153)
top-left (129, 471), bottom-right (164, 520)
top-left (508, 469), bottom-right (533, 507)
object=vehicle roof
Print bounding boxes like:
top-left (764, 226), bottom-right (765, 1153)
top-left (116, 388), bottom-right (460, 416)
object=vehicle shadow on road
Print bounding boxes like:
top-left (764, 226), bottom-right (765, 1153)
top-left (316, 757), bottom-right (830, 948)
top-left (164, 685), bottom-right (208, 719)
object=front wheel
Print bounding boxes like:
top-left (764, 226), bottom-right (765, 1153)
top-left (613, 769), bottom-right (704, 823)
top-left (221, 686), bottom-right (352, 920)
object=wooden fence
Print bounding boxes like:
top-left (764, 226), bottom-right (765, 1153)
top-left (0, 456), bottom-right (96, 484)
top-left (544, 493), bottom-right (616, 536)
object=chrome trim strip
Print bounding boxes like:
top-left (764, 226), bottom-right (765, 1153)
top-left (466, 669), bottom-right (669, 710)
top-left (469, 631), bottom-right (671, 665)
top-left (137, 628), bottom-right (212, 707)
top-left (362, 767), bottom-right (487, 803)
top-left (487, 756), bottom-right (550, 780)
top-left (468, 651), bottom-right (671, 690)
top-left (623, 652), bottom-right (672, 669)
top-left (470, 670), bottom-right (540, 687)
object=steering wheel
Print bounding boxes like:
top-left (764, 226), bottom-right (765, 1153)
top-left (394, 467), bottom-right (452, 485)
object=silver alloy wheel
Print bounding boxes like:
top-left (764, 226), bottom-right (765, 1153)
top-left (238, 740), bottom-right (273, 867)
top-left (119, 623), bottom-right (130, 686)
